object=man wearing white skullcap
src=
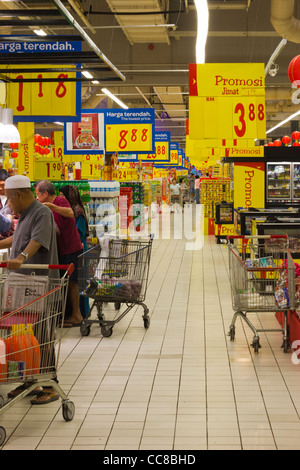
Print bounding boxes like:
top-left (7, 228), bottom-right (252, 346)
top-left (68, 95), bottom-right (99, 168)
top-left (0, 174), bottom-right (60, 405)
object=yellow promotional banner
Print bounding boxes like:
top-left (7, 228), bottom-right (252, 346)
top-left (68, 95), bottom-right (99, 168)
top-left (189, 63), bottom-right (266, 142)
top-left (106, 123), bottom-right (153, 153)
top-left (234, 161), bottom-right (265, 209)
top-left (5, 65), bottom-right (79, 121)
top-left (139, 141), bottom-right (170, 161)
top-left (18, 122), bottom-right (35, 180)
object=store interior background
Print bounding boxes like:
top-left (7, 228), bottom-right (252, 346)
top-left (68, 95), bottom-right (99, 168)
top-left (1, 0), bottom-right (300, 144)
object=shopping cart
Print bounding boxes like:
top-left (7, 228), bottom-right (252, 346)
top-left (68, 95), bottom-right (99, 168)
top-left (0, 264), bottom-right (75, 447)
top-left (78, 235), bottom-right (154, 338)
top-left (227, 235), bottom-right (296, 353)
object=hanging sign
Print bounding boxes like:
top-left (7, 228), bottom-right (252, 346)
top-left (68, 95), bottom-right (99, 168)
top-left (2, 38), bottom-right (82, 122)
top-left (105, 108), bottom-right (155, 154)
top-left (64, 111), bottom-right (105, 155)
top-left (139, 131), bottom-right (170, 161)
top-left (170, 142), bottom-right (179, 165)
top-left (189, 63), bottom-right (266, 143)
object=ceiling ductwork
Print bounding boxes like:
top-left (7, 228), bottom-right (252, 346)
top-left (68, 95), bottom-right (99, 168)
top-left (271, 0), bottom-right (300, 43)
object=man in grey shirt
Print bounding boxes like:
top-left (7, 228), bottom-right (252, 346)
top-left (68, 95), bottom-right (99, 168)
top-left (0, 175), bottom-right (60, 404)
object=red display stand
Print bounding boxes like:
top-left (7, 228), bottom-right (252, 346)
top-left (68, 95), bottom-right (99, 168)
top-left (275, 310), bottom-right (300, 347)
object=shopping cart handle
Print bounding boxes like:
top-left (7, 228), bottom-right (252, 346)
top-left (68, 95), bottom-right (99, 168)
top-left (0, 262), bottom-right (75, 276)
top-left (227, 234), bottom-right (288, 240)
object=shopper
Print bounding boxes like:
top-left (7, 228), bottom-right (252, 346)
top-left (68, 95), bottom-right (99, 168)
top-left (193, 175), bottom-right (200, 204)
top-left (189, 173), bottom-right (195, 202)
top-left (170, 178), bottom-right (181, 211)
top-left (59, 184), bottom-right (89, 319)
top-left (0, 175), bottom-right (60, 404)
top-left (35, 180), bottom-right (84, 327)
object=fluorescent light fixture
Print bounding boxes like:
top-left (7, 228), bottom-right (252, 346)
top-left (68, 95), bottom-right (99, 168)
top-left (92, 80), bottom-right (99, 85)
top-left (194, 0), bottom-right (209, 63)
top-left (33, 29), bottom-right (47, 36)
top-left (101, 88), bottom-right (128, 109)
top-left (0, 108), bottom-right (20, 143)
top-left (54, 121), bottom-right (64, 126)
top-left (82, 71), bottom-right (93, 79)
top-left (266, 109), bottom-right (300, 134)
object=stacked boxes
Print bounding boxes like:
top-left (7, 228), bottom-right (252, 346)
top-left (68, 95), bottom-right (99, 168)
top-left (120, 182), bottom-right (145, 232)
top-left (200, 178), bottom-right (232, 218)
top-left (119, 186), bottom-right (133, 232)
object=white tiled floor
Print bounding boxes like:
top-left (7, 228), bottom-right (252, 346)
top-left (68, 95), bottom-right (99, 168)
top-left (1, 227), bottom-right (300, 450)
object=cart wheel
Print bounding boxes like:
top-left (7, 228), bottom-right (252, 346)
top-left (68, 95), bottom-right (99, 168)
top-left (62, 401), bottom-right (75, 422)
top-left (114, 302), bottom-right (121, 310)
top-left (0, 426), bottom-right (6, 446)
top-left (282, 338), bottom-right (289, 353)
top-left (101, 326), bottom-right (113, 337)
top-left (252, 338), bottom-right (261, 353)
top-left (143, 316), bottom-right (150, 329)
top-left (80, 323), bottom-right (91, 337)
top-left (228, 326), bottom-right (235, 341)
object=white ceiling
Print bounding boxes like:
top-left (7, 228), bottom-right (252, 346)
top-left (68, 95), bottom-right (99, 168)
top-left (1, 0), bottom-right (300, 149)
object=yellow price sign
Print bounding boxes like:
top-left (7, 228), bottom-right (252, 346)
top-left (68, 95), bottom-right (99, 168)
top-left (106, 123), bottom-right (153, 153)
top-left (81, 162), bottom-right (101, 179)
top-left (140, 141), bottom-right (169, 161)
top-left (171, 150), bottom-right (178, 164)
top-left (5, 65), bottom-right (79, 120)
top-left (189, 63), bottom-right (266, 142)
top-left (34, 159), bottom-right (63, 180)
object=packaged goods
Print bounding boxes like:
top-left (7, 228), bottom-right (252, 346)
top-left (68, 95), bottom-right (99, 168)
top-left (4, 324), bottom-right (41, 377)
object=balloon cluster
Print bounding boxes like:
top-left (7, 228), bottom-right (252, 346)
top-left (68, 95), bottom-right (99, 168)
top-left (34, 134), bottom-right (51, 155)
top-left (267, 131), bottom-right (300, 147)
top-left (9, 142), bottom-right (18, 159)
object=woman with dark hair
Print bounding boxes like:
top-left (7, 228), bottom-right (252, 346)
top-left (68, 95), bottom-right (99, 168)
top-left (60, 185), bottom-right (90, 319)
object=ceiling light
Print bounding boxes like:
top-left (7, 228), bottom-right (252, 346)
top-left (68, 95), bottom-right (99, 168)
top-left (194, 0), bottom-right (209, 63)
top-left (0, 108), bottom-right (20, 143)
top-left (33, 29), bottom-right (47, 37)
top-left (82, 71), bottom-right (93, 79)
top-left (92, 80), bottom-right (99, 85)
top-left (101, 88), bottom-right (128, 110)
top-left (266, 110), bottom-right (300, 135)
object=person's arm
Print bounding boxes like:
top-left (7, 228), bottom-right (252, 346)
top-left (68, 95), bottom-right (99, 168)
top-left (0, 235), bottom-right (13, 249)
top-left (0, 212), bottom-right (12, 233)
top-left (6, 239), bottom-right (42, 271)
top-left (43, 202), bottom-right (74, 218)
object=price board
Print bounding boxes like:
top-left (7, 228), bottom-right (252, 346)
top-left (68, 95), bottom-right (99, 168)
top-left (106, 123), bottom-right (153, 153)
top-left (34, 158), bottom-right (63, 180)
top-left (5, 64), bottom-right (80, 123)
top-left (139, 132), bottom-right (170, 161)
top-left (105, 108), bottom-right (155, 154)
top-left (81, 155), bottom-right (103, 179)
top-left (189, 63), bottom-right (266, 143)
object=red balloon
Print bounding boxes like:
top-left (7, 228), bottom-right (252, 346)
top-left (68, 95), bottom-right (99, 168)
top-left (274, 140), bottom-right (282, 146)
top-left (268, 142), bottom-right (275, 146)
top-left (289, 56), bottom-right (300, 87)
top-left (34, 134), bottom-right (41, 144)
top-left (282, 135), bottom-right (291, 145)
top-left (292, 131), bottom-right (300, 141)
top-left (46, 137), bottom-right (51, 146)
top-left (10, 152), bottom-right (18, 159)
top-left (37, 135), bottom-right (43, 145)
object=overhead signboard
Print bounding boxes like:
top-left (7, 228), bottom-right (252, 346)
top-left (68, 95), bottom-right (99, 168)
top-left (189, 63), bottom-right (266, 144)
top-left (139, 131), bottom-right (170, 161)
top-left (1, 37), bottom-right (82, 122)
top-left (105, 108), bottom-right (155, 154)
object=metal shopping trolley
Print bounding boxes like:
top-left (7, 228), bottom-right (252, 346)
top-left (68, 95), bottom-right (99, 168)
top-left (0, 264), bottom-right (75, 446)
top-left (78, 235), bottom-right (154, 338)
top-left (227, 235), bottom-right (296, 353)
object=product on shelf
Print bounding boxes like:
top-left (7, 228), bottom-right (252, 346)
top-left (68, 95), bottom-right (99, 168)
top-left (88, 181), bottom-right (120, 235)
top-left (200, 178), bottom-right (232, 219)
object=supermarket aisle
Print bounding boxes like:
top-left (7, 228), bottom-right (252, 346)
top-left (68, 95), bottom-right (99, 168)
top-left (1, 233), bottom-right (300, 450)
